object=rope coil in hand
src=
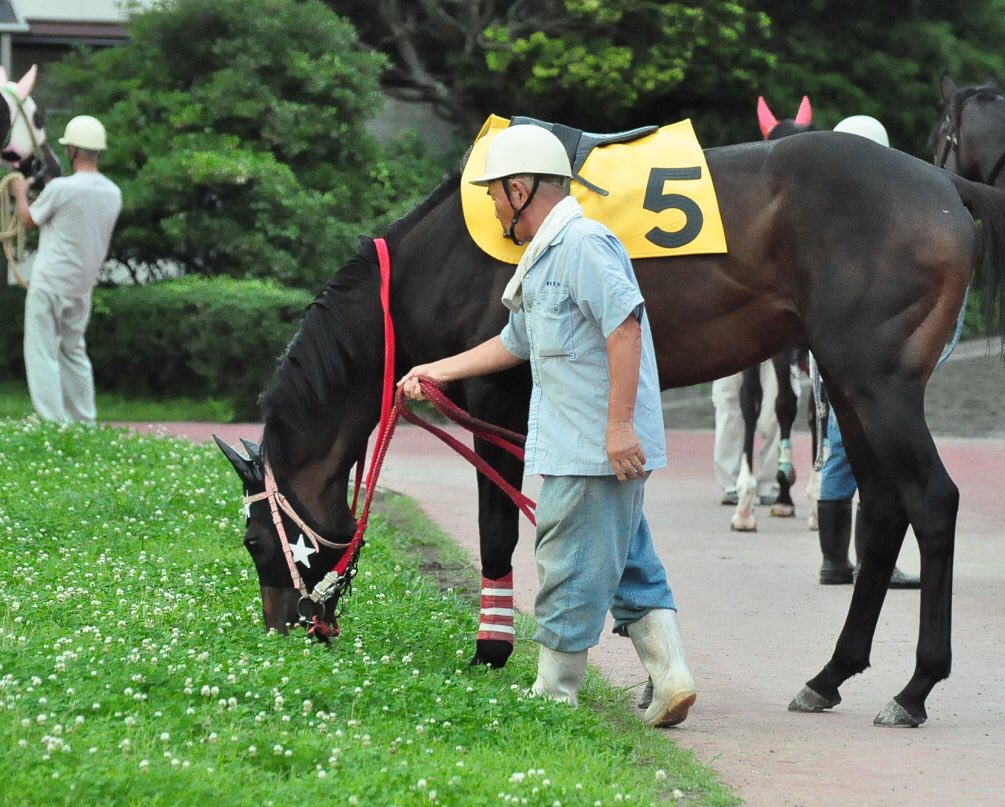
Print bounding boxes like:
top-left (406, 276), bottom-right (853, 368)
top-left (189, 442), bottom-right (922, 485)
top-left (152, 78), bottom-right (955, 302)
top-left (0, 171), bottom-right (27, 288)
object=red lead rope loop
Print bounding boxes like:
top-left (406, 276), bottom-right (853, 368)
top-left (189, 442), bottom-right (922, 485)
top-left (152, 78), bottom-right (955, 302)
top-left (314, 379), bottom-right (536, 611)
top-left (312, 238), bottom-right (535, 616)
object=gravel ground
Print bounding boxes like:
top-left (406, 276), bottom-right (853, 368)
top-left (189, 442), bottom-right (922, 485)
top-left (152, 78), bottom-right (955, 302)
top-left (661, 337), bottom-right (1005, 440)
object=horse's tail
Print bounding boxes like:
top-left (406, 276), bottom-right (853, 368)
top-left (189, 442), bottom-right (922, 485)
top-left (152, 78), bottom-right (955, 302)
top-left (949, 174), bottom-right (1005, 352)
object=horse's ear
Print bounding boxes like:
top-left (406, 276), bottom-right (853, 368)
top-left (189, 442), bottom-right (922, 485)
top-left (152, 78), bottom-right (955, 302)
top-left (986, 73), bottom-right (1001, 91)
top-left (14, 64), bottom-right (37, 101)
top-left (794, 96), bottom-right (813, 126)
top-left (239, 439), bottom-right (264, 481)
top-left (940, 72), bottom-right (958, 103)
top-left (757, 96), bottom-right (778, 139)
top-left (240, 438), bottom-right (261, 460)
top-left (213, 434), bottom-right (259, 486)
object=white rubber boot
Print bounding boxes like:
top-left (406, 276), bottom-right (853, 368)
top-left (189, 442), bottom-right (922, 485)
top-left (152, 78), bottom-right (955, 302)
top-left (627, 609), bottom-right (697, 727)
top-left (529, 645), bottom-right (588, 707)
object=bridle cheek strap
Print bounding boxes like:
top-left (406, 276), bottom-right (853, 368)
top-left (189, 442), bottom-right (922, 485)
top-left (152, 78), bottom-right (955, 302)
top-left (244, 462), bottom-right (350, 597)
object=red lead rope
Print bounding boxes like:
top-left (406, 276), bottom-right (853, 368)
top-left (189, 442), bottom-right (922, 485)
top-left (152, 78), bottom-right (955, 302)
top-left (309, 239), bottom-right (536, 613)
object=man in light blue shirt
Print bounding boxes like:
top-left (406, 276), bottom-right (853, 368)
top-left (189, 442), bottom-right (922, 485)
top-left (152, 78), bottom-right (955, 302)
top-left (400, 124), bottom-right (696, 727)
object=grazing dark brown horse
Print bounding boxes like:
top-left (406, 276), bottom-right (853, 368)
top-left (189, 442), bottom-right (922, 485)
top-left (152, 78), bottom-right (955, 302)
top-left (218, 124), bottom-right (1005, 727)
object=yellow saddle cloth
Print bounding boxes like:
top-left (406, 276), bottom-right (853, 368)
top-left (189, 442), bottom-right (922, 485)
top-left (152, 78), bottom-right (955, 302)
top-left (460, 114), bottom-right (728, 265)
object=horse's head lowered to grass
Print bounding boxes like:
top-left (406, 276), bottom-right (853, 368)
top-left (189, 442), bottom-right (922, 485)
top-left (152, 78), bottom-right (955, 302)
top-left (214, 433), bottom-right (357, 641)
top-left (0, 65), bottom-right (62, 189)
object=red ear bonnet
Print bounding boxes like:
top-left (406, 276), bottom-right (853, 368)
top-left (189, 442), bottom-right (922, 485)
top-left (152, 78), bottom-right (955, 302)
top-left (757, 96), bottom-right (778, 139)
top-left (794, 95), bottom-right (813, 126)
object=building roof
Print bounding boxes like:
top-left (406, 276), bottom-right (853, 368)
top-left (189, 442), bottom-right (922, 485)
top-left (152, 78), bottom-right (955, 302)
top-left (4, 0), bottom-right (157, 45)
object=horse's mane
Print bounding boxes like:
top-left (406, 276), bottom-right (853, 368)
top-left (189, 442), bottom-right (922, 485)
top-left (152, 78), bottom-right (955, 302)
top-left (259, 173), bottom-right (461, 472)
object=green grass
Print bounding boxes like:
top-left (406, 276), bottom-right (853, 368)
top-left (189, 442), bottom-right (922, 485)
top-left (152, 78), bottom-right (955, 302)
top-left (0, 419), bottom-right (738, 806)
top-left (0, 380), bottom-right (236, 422)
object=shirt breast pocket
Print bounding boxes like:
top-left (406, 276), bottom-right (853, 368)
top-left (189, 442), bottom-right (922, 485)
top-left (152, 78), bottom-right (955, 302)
top-left (535, 290), bottom-right (575, 358)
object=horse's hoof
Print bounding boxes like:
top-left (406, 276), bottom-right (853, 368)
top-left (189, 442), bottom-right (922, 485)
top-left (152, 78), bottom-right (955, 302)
top-left (470, 639), bottom-right (513, 669)
top-left (788, 685), bottom-right (841, 712)
top-left (730, 518), bottom-right (757, 532)
top-left (807, 513), bottom-right (818, 531)
top-left (873, 699), bottom-right (926, 727)
top-left (770, 503), bottom-right (796, 518)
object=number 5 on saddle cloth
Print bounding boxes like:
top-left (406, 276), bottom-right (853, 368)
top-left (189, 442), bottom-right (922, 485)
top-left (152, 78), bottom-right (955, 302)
top-left (460, 113), bottom-right (729, 265)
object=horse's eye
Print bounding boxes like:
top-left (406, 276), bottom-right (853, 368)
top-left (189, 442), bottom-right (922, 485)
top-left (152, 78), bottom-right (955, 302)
top-left (32, 109), bottom-right (44, 129)
top-left (244, 535), bottom-right (264, 557)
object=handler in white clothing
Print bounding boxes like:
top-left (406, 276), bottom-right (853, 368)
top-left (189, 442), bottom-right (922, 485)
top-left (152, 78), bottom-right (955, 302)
top-left (12, 115), bottom-right (121, 424)
top-left (712, 360), bottom-right (802, 505)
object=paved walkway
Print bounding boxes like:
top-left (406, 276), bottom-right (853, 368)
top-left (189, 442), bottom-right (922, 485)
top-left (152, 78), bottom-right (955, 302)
top-left (131, 420), bottom-right (1005, 807)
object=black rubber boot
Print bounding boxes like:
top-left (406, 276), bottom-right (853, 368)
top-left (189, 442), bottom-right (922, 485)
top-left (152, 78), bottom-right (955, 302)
top-left (817, 499), bottom-right (854, 584)
top-left (853, 504), bottom-right (921, 589)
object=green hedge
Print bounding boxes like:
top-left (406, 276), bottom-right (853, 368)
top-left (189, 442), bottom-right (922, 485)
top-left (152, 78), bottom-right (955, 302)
top-left (0, 277), bottom-right (312, 420)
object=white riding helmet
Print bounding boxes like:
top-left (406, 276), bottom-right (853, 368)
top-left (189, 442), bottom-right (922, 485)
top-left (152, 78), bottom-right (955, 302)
top-left (833, 115), bottom-right (889, 147)
top-left (470, 124), bottom-right (573, 186)
top-left (58, 115), bottom-right (108, 150)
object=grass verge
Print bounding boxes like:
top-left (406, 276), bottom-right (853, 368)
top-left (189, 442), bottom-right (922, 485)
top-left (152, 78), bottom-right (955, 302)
top-left (0, 419), bottom-right (737, 806)
top-left (0, 380), bottom-right (235, 422)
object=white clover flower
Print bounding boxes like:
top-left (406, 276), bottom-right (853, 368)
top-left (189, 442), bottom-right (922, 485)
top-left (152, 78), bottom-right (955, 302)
top-left (138, 759), bottom-right (150, 771)
top-left (416, 779), bottom-right (427, 790)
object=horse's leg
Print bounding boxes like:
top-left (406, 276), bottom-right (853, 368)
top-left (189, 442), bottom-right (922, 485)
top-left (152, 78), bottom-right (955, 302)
top-left (467, 372), bottom-right (530, 668)
top-left (770, 350), bottom-right (798, 518)
top-left (790, 381), bottom-right (955, 727)
top-left (731, 365), bottom-right (761, 532)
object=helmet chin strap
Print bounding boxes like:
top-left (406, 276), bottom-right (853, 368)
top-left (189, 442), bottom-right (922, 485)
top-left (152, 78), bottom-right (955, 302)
top-left (502, 175), bottom-right (541, 245)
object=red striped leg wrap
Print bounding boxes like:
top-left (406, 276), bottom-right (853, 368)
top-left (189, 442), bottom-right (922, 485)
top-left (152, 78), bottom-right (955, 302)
top-left (477, 572), bottom-right (514, 644)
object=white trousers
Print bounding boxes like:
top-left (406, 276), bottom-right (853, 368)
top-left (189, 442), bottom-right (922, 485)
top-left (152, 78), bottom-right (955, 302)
top-left (23, 286), bottom-right (97, 424)
top-left (712, 362), bottom-right (798, 497)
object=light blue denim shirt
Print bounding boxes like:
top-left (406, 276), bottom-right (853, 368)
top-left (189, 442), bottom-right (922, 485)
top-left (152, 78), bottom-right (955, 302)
top-left (500, 216), bottom-right (667, 476)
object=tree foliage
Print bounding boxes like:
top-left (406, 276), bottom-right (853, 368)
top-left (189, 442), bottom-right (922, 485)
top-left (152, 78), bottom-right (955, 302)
top-left (47, 0), bottom-right (447, 290)
top-left (327, 0), bottom-right (774, 140)
top-left (327, 0), bottom-right (1005, 153)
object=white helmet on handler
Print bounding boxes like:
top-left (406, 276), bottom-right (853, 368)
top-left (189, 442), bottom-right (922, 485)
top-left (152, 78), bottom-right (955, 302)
top-left (833, 115), bottom-right (889, 147)
top-left (58, 115), bottom-right (108, 150)
top-left (471, 124), bottom-right (572, 186)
